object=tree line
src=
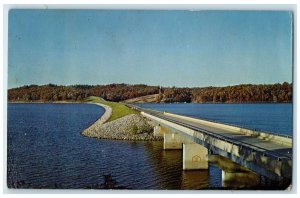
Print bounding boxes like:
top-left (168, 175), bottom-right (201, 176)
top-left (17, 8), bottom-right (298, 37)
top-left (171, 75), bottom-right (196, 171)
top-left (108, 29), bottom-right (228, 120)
top-left (8, 82), bottom-right (292, 103)
top-left (160, 82), bottom-right (292, 103)
top-left (8, 84), bottom-right (159, 102)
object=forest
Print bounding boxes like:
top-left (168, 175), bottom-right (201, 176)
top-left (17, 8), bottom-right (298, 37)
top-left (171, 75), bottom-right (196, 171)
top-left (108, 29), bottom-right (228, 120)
top-left (8, 82), bottom-right (292, 103)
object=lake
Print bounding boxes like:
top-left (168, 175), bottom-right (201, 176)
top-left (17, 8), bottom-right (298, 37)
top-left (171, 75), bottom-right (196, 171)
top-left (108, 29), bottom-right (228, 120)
top-left (7, 103), bottom-right (292, 189)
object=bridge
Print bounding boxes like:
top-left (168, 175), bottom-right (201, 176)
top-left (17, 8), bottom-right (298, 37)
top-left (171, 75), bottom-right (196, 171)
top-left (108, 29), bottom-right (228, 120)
top-left (126, 104), bottom-right (292, 183)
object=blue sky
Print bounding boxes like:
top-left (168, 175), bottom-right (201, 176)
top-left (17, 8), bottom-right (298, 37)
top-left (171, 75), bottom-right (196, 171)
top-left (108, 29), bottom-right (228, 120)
top-left (8, 10), bottom-right (293, 88)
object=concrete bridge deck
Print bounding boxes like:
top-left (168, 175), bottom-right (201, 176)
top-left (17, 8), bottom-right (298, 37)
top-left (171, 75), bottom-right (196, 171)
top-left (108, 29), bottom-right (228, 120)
top-left (153, 110), bottom-right (291, 159)
top-left (126, 104), bottom-right (292, 182)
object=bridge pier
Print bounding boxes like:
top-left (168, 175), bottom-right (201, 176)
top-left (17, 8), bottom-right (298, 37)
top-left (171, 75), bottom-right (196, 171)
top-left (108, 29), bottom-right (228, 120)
top-left (209, 154), bottom-right (260, 188)
top-left (164, 133), bottom-right (183, 149)
top-left (161, 126), bottom-right (193, 150)
top-left (183, 143), bottom-right (208, 170)
top-left (155, 125), bottom-right (185, 150)
top-left (155, 125), bottom-right (209, 170)
top-left (153, 125), bottom-right (164, 137)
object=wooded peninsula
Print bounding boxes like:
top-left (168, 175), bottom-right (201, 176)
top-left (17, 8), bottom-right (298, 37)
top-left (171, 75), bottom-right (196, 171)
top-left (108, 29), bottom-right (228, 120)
top-left (8, 82), bottom-right (292, 103)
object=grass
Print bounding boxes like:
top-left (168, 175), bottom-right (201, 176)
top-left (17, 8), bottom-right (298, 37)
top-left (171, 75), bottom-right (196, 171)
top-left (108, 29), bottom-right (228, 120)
top-left (84, 96), bottom-right (138, 122)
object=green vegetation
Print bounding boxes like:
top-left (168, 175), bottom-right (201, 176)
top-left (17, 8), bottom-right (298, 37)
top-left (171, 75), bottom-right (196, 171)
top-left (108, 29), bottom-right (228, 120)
top-left (85, 96), bottom-right (138, 122)
top-left (129, 124), bottom-right (139, 135)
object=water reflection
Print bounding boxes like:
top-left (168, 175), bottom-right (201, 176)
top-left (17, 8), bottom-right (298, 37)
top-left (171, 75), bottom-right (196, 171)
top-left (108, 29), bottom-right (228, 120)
top-left (222, 170), bottom-right (259, 189)
top-left (143, 142), bottom-right (182, 189)
top-left (209, 155), bottom-right (260, 189)
top-left (181, 170), bottom-right (209, 189)
top-left (146, 144), bottom-right (210, 189)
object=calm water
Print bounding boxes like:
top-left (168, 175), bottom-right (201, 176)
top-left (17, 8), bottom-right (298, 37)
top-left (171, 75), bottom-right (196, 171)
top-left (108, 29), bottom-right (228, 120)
top-left (136, 103), bottom-right (293, 136)
top-left (7, 103), bottom-right (291, 189)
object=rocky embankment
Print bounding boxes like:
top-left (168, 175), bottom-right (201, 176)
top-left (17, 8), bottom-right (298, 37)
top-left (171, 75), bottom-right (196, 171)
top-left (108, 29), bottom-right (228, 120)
top-left (81, 103), bottom-right (162, 141)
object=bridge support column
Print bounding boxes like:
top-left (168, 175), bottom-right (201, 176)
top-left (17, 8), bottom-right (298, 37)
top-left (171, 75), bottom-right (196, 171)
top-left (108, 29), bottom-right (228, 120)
top-left (164, 133), bottom-right (183, 149)
top-left (154, 125), bottom-right (164, 137)
top-left (183, 143), bottom-right (208, 170)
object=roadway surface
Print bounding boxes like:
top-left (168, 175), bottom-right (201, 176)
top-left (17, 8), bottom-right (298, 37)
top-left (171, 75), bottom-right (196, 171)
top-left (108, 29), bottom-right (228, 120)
top-left (129, 105), bottom-right (292, 160)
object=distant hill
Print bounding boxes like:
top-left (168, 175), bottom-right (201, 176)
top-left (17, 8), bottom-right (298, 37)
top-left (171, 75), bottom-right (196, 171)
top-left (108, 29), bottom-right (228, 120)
top-left (8, 83), bottom-right (159, 103)
top-left (8, 82), bottom-right (292, 103)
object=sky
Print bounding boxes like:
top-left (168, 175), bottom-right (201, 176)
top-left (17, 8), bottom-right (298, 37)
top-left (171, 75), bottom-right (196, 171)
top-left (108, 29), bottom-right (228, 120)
top-left (8, 10), bottom-right (293, 88)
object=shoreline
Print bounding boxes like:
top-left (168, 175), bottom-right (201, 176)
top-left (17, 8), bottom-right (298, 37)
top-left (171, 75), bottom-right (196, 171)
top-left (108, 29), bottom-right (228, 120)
top-left (8, 100), bottom-right (292, 105)
top-left (81, 102), bottom-right (162, 141)
top-left (81, 110), bottom-right (163, 141)
top-left (82, 102), bottom-right (112, 129)
top-left (8, 101), bottom-right (83, 104)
